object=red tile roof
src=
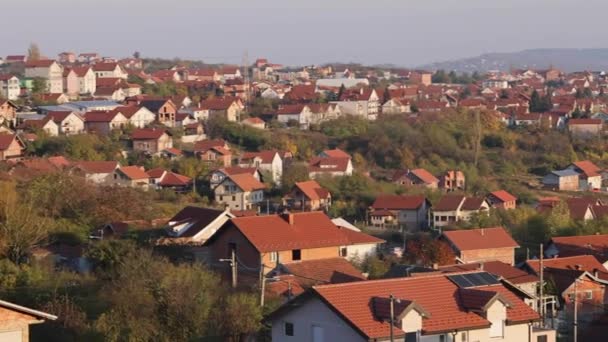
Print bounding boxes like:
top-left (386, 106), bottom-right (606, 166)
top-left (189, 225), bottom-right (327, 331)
top-left (526, 255), bottom-right (606, 275)
top-left (434, 194), bottom-right (465, 211)
top-left (118, 166), bottom-right (149, 180)
top-left (309, 273), bottom-right (539, 339)
top-left (281, 258), bottom-right (366, 286)
top-left (240, 150), bottom-right (277, 164)
top-left (131, 128), bottom-right (168, 140)
top-left (159, 172), bottom-right (192, 187)
top-left (84, 111), bottom-right (120, 123)
top-left (569, 118), bottom-right (602, 125)
top-left (410, 168), bottom-right (439, 184)
top-left (219, 167), bottom-right (258, 176)
top-left (226, 212), bottom-right (380, 253)
top-left (25, 59), bottom-right (55, 68)
top-left (225, 173), bottom-right (265, 192)
top-left (571, 160), bottom-right (601, 177)
top-left (199, 98), bottom-right (236, 111)
top-left (490, 190), bottom-right (517, 203)
top-left (74, 160), bottom-right (119, 174)
top-left (443, 227), bottom-right (519, 251)
top-left (372, 195), bottom-right (426, 210)
top-left (193, 139), bottom-right (228, 152)
top-left (294, 180), bottom-right (330, 201)
top-left (0, 134), bottom-right (19, 150)
top-left (549, 234), bottom-right (608, 262)
top-left (46, 111), bottom-right (79, 123)
top-left (92, 62), bottom-right (119, 72)
top-left (322, 148), bottom-right (351, 159)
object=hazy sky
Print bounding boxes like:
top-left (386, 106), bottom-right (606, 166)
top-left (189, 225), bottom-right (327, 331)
top-left (3, 0), bottom-right (608, 67)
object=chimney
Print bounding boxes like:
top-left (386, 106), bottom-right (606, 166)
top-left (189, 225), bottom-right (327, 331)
top-left (281, 212), bottom-right (295, 225)
top-left (432, 263), bottom-right (438, 270)
top-left (480, 228), bottom-right (485, 236)
top-left (594, 268), bottom-right (599, 278)
top-left (575, 264), bottom-right (582, 270)
top-left (479, 262), bottom-right (484, 271)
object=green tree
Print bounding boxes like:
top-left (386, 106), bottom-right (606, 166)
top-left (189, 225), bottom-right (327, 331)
top-left (31, 77), bottom-right (47, 95)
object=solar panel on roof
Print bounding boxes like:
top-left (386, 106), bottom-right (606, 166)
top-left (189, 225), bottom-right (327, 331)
top-left (447, 272), bottom-right (500, 288)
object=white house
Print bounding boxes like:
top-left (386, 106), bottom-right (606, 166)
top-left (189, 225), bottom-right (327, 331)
top-left (24, 60), bottom-right (64, 94)
top-left (72, 66), bottom-right (96, 95)
top-left (92, 63), bottom-right (128, 79)
top-left (214, 173), bottom-right (265, 211)
top-left (267, 272), bottom-right (553, 342)
top-left (45, 111), bottom-right (85, 135)
top-left (0, 75), bottom-right (20, 100)
top-left (239, 150), bottom-right (283, 185)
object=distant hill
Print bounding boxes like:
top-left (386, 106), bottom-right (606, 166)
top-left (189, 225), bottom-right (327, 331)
top-left (419, 48), bottom-right (608, 73)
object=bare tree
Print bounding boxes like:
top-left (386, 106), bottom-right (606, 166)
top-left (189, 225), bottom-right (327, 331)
top-left (28, 42), bottom-right (41, 61)
top-left (0, 182), bottom-right (49, 264)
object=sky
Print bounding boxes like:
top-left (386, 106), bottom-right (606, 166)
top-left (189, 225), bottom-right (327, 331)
top-left (3, 0), bottom-right (608, 67)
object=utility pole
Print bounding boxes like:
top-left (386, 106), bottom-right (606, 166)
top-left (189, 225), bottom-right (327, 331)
top-left (260, 271), bottom-right (266, 307)
top-left (539, 243), bottom-right (544, 326)
top-left (231, 247), bottom-right (237, 289)
top-left (389, 294), bottom-right (395, 342)
top-left (573, 280), bottom-right (578, 342)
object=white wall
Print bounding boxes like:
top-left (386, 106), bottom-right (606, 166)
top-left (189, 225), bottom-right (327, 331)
top-left (271, 297), bottom-right (366, 342)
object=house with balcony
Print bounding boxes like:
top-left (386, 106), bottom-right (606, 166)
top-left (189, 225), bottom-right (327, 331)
top-left (214, 173), bottom-right (266, 211)
top-left (0, 74), bottom-right (21, 100)
top-left (432, 195), bottom-right (490, 228)
top-left (283, 180), bottom-right (331, 212)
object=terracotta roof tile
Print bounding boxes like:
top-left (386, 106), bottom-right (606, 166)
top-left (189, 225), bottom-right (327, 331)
top-left (310, 273), bottom-right (539, 338)
top-left (372, 195), bottom-right (426, 210)
top-left (118, 166), bottom-right (149, 180)
top-left (434, 195), bottom-right (465, 211)
top-left (131, 128), bottom-right (168, 140)
top-left (225, 173), bottom-right (265, 192)
top-left (321, 148), bottom-right (351, 159)
top-left (443, 227), bottom-right (519, 251)
top-left (241, 150), bottom-right (277, 164)
top-left (489, 190), bottom-right (517, 203)
top-left (227, 212), bottom-right (379, 252)
top-left (281, 258), bottom-right (366, 286)
top-left (294, 180), bottom-right (330, 201)
top-left (74, 160), bottom-right (119, 174)
top-left (549, 234), bottom-right (608, 262)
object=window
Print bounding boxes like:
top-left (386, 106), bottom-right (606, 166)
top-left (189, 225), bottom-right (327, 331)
top-left (340, 247), bottom-right (347, 257)
top-left (284, 322), bottom-right (294, 336)
top-left (461, 331), bottom-right (468, 342)
top-left (405, 332), bottom-right (418, 342)
top-left (292, 249), bottom-right (301, 261)
top-left (270, 252), bottom-right (278, 262)
top-left (489, 319), bottom-right (504, 338)
top-left (232, 196), bottom-right (236, 201)
top-left (439, 335), bottom-right (446, 342)
top-left (537, 335), bottom-right (548, 342)
top-left (219, 196), bottom-right (223, 201)
top-left (586, 291), bottom-right (593, 300)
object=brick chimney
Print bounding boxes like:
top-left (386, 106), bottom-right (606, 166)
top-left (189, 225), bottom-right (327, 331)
top-left (281, 212), bottom-right (295, 225)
